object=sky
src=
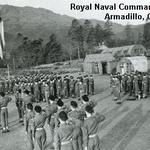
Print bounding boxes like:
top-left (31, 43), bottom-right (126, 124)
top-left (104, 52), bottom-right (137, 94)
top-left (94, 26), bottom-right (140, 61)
top-left (0, 0), bottom-right (150, 25)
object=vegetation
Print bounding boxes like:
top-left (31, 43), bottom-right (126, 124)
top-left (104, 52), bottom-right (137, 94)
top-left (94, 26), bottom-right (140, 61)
top-left (3, 18), bottom-right (149, 69)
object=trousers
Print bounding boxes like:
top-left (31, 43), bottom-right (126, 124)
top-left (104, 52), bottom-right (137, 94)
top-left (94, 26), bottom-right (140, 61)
top-left (35, 129), bottom-right (46, 150)
top-left (88, 135), bottom-right (100, 150)
top-left (27, 127), bottom-right (34, 150)
top-left (1, 107), bottom-right (8, 129)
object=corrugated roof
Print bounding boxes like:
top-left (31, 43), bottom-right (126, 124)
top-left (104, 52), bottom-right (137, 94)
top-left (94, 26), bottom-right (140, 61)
top-left (102, 45), bottom-right (135, 55)
top-left (84, 53), bottom-right (115, 63)
top-left (122, 56), bottom-right (148, 72)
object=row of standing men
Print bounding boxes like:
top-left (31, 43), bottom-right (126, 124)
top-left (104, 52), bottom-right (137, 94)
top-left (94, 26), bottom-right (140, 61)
top-left (110, 72), bottom-right (150, 102)
top-left (11, 73), bottom-right (95, 102)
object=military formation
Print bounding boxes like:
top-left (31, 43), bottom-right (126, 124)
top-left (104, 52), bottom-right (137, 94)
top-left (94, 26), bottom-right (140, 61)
top-left (17, 94), bottom-right (103, 150)
top-left (110, 72), bottom-right (150, 103)
top-left (3, 70), bottom-right (150, 150)
top-left (0, 72), bottom-right (102, 150)
top-left (12, 73), bottom-right (95, 102)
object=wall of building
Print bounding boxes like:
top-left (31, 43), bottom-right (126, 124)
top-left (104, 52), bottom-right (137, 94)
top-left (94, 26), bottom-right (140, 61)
top-left (117, 59), bottom-right (134, 74)
top-left (84, 61), bottom-right (118, 75)
top-left (98, 62), bottom-right (102, 75)
top-left (83, 62), bottom-right (92, 73)
top-left (109, 61), bottom-right (118, 74)
top-left (147, 57), bottom-right (150, 72)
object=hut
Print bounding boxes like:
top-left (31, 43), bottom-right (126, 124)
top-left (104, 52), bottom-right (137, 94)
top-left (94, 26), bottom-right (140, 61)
top-left (102, 44), bottom-right (146, 57)
top-left (84, 44), bottom-right (147, 74)
top-left (117, 56), bottom-right (149, 74)
top-left (83, 53), bottom-right (117, 74)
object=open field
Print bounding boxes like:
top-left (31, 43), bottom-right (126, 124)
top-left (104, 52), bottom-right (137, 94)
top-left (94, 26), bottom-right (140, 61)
top-left (0, 75), bottom-right (150, 150)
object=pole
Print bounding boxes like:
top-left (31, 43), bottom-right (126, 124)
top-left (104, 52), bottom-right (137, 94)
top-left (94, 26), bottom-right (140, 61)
top-left (78, 47), bottom-right (80, 60)
top-left (13, 57), bottom-right (15, 70)
top-left (7, 64), bottom-right (10, 81)
top-left (69, 44), bottom-right (72, 62)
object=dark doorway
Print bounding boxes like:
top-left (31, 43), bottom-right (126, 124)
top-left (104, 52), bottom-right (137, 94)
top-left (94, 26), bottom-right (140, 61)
top-left (102, 62), bottom-right (107, 74)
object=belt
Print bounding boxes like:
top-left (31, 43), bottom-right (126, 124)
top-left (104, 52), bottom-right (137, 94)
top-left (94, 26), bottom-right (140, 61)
top-left (36, 127), bottom-right (44, 131)
top-left (1, 107), bottom-right (7, 110)
top-left (51, 116), bottom-right (54, 119)
top-left (89, 134), bottom-right (97, 138)
top-left (61, 138), bottom-right (72, 145)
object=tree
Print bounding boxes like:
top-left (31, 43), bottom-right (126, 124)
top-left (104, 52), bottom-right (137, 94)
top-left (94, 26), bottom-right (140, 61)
top-left (68, 19), bottom-right (84, 58)
top-left (124, 23), bottom-right (134, 45)
top-left (143, 21), bottom-right (150, 49)
top-left (94, 24), bottom-right (104, 45)
top-left (86, 27), bottom-right (96, 54)
top-left (11, 33), bottom-right (44, 68)
top-left (83, 20), bottom-right (92, 40)
top-left (83, 20), bottom-right (93, 54)
top-left (44, 34), bottom-right (62, 63)
top-left (137, 32), bottom-right (143, 44)
top-left (103, 19), bottom-right (113, 40)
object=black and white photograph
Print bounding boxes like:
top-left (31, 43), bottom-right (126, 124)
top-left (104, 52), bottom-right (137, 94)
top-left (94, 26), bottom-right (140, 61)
top-left (0, 0), bottom-right (150, 150)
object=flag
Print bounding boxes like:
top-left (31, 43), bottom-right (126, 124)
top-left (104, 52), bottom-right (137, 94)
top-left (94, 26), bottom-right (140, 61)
top-left (0, 17), bottom-right (5, 59)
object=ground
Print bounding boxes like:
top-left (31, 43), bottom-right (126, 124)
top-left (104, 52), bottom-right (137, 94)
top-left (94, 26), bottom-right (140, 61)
top-left (1, 75), bottom-right (150, 150)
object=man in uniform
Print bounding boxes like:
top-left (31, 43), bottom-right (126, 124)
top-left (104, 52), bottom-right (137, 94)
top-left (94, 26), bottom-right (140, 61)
top-left (41, 81), bottom-right (46, 102)
top-left (63, 77), bottom-right (69, 98)
top-left (133, 74), bottom-right (139, 99)
top-left (25, 103), bottom-right (35, 150)
top-left (38, 80), bottom-right (43, 102)
top-left (0, 92), bottom-right (12, 133)
top-left (89, 75), bottom-right (94, 95)
top-left (32, 105), bottom-right (47, 150)
top-left (22, 90), bottom-right (33, 117)
top-left (44, 95), bottom-right (57, 147)
top-left (30, 82), bottom-right (34, 96)
top-left (44, 82), bottom-right (50, 104)
top-left (68, 101), bottom-right (85, 150)
top-left (138, 73), bottom-right (143, 97)
top-left (117, 72), bottom-right (122, 92)
top-left (34, 81), bottom-right (40, 103)
top-left (69, 76), bottom-right (75, 98)
top-left (65, 75), bottom-right (70, 97)
top-left (142, 73), bottom-right (148, 98)
top-left (82, 105), bottom-right (105, 150)
top-left (75, 77), bottom-right (83, 99)
top-left (112, 76), bottom-right (121, 103)
top-left (56, 76), bottom-right (62, 98)
top-left (122, 74), bottom-right (128, 94)
top-left (15, 89), bottom-right (24, 123)
top-left (54, 111), bottom-right (74, 150)
top-left (49, 78), bottom-right (55, 97)
top-left (83, 75), bottom-right (89, 95)
top-left (53, 76), bottom-right (57, 97)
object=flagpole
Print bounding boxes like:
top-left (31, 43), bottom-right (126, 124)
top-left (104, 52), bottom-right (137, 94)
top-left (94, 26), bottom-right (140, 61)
top-left (7, 64), bottom-right (10, 81)
top-left (0, 17), bottom-right (5, 59)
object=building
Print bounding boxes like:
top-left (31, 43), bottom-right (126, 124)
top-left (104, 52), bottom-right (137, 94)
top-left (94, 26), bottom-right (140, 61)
top-left (84, 53), bottom-right (117, 74)
top-left (117, 56), bottom-right (149, 74)
top-left (102, 44), bottom-right (146, 57)
top-left (84, 44), bottom-right (147, 75)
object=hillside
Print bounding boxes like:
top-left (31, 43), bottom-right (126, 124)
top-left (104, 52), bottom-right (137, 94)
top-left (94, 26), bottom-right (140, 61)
top-left (0, 4), bottom-right (144, 51)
